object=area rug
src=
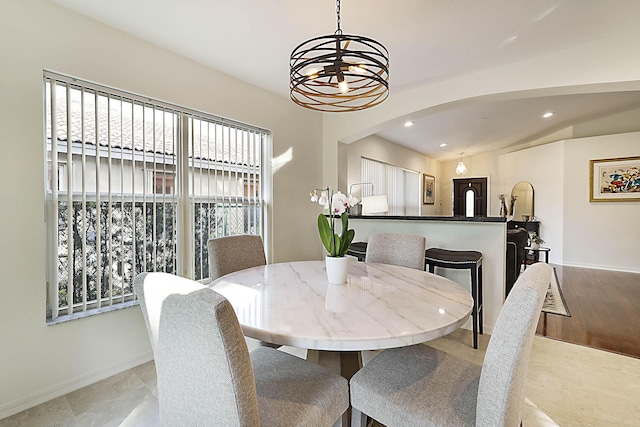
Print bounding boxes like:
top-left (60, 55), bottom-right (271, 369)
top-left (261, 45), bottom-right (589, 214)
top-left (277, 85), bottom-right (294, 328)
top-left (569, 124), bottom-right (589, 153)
top-left (542, 268), bottom-right (571, 316)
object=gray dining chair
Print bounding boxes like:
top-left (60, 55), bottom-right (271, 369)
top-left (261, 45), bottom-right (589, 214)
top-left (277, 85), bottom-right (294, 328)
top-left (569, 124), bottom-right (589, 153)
top-left (208, 234), bottom-right (279, 348)
top-left (134, 272), bottom-right (349, 426)
top-left (349, 262), bottom-right (552, 427)
top-left (207, 234), bottom-right (267, 280)
top-left (365, 233), bottom-right (426, 270)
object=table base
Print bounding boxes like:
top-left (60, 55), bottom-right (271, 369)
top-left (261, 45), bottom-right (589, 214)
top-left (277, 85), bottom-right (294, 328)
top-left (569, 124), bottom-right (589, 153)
top-left (306, 350), bottom-right (367, 427)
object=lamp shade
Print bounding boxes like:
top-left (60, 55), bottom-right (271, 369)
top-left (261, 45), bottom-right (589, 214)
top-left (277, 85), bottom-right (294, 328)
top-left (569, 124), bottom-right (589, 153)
top-left (361, 195), bottom-right (389, 214)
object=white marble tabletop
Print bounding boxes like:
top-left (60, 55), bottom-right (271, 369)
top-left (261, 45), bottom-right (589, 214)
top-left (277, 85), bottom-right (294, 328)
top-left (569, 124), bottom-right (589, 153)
top-left (209, 260), bottom-right (474, 351)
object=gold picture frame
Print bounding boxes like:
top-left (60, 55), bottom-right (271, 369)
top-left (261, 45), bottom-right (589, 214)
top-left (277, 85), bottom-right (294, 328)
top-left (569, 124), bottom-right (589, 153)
top-left (589, 156), bottom-right (640, 202)
top-left (423, 174), bottom-right (435, 205)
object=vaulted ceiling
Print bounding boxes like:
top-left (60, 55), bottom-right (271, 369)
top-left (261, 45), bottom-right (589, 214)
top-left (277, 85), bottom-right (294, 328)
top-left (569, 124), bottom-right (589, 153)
top-left (51, 0), bottom-right (640, 159)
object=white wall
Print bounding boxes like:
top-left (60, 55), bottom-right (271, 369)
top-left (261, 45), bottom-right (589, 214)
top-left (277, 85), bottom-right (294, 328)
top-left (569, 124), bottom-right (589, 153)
top-left (0, 0), bottom-right (324, 417)
top-left (562, 132), bottom-right (639, 272)
top-left (499, 144), bottom-right (566, 264)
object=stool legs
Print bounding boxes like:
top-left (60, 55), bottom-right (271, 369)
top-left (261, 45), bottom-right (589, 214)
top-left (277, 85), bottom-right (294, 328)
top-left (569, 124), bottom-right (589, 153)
top-left (428, 262), bottom-right (482, 349)
top-left (469, 265), bottom-right (484, 349)
top-left (478, 264), bottom-right (483, 335)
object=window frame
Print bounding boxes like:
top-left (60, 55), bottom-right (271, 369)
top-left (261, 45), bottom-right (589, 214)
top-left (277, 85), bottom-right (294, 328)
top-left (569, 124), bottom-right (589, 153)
top-left (44, 70), bottom-right (271, 323)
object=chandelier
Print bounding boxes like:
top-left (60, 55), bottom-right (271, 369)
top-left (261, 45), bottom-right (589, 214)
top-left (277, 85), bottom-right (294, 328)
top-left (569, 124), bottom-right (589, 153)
top-left (456, 153), bottom-right (468, 175)
top-left (289, 0), bottom-right (389, 112)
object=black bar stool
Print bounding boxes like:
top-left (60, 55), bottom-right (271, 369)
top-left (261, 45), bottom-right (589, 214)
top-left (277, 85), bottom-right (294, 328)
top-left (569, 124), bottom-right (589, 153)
top-left (424, 248), bottom-right (483, 349)
top-left (346, 242), bottom-right (367, 262)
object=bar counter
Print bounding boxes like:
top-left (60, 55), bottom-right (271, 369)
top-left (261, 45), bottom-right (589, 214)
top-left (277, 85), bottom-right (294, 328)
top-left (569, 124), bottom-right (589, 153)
top-left (346, 215), bottom-right (507, 333)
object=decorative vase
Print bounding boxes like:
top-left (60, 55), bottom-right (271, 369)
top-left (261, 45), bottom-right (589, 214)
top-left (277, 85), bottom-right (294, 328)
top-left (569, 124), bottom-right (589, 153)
top-left (325, 256), bottom-right (350, 285)
top-left (531, 242), bottom-right (540, 250)
top-left (500, 200), bottom-right (507, 217)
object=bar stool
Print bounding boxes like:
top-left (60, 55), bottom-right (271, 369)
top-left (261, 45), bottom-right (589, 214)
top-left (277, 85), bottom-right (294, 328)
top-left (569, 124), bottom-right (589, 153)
top-left (424, 248), bottom-right (483, 349)
top-left (346, 241), bottom-right (367, 262)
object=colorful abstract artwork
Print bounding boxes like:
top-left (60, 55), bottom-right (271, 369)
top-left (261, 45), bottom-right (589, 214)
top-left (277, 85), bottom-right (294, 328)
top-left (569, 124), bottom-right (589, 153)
top-left (589, 156), bottom-right (640, 202)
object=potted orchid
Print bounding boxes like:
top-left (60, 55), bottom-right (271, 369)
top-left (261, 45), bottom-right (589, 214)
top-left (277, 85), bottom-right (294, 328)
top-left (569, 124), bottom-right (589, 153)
top-left (310, 187), bottom-right (358, 284)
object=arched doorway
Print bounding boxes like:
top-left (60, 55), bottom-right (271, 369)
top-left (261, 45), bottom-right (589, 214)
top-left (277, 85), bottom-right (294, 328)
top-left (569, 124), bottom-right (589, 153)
top-left (453, 178), bottom-right (487, 217)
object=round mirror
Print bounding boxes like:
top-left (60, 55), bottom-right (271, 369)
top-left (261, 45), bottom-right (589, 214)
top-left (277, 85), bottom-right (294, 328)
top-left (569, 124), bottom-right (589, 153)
top-left (510, 181), bottom-right (534, 219)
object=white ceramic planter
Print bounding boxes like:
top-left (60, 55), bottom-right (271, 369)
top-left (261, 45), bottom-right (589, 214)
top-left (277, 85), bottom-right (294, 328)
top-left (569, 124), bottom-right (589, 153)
top-left (325, 255), bottom-right (350, 285)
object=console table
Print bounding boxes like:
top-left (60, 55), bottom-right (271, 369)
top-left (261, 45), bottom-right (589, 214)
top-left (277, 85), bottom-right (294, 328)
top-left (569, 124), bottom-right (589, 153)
top-left (524, 246), bottom-right (550, 267)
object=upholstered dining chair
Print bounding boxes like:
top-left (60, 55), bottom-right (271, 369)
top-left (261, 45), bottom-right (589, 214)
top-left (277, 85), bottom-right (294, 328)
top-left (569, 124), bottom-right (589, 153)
top-left (207, 234), bottom-right (267, 280)
top-left (134, 272), bottom-right (349, 426)
top-left (349, 262), bottom-right (552, 427)
top-left (207, 234), bottom-right (279, 347)
top-left (365, 233), bottom-right (426, 270)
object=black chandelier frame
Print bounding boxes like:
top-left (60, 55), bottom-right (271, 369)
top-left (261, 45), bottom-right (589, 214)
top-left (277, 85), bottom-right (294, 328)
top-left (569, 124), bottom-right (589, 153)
top-left (289, 1), bottom-right (389, 112)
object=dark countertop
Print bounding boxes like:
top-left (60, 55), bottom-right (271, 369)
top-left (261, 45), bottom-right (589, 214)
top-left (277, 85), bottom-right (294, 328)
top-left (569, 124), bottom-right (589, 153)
top-left (348, 215), bottom-right (507, 223)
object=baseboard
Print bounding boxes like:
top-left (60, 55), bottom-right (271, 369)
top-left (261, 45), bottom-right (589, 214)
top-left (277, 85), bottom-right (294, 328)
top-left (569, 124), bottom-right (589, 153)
top-left (0, 351), bottom-right (154, 420)
top-left (558, 261), bottom-right (640, 274)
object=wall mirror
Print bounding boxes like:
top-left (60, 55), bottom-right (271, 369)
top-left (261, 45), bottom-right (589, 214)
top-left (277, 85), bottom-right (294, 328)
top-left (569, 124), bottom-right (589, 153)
top-left (511, 181), bottom-right (534, 219)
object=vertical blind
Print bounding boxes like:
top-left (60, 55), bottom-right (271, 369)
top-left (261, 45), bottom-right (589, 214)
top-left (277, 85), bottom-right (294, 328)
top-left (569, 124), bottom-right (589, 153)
top-left (361, 157), bottom-right (420, 216)
top-left (44, 71), bottom-right (268, 321)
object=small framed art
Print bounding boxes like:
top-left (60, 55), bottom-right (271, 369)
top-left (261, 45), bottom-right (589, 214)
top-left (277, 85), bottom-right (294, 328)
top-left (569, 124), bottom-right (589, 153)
top-left (423, 174), bottom-right (435, 204)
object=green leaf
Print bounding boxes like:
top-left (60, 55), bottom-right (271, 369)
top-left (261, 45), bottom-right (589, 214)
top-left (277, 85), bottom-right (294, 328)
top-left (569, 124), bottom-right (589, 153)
top-left (338, 229), bottom-right (355, 257)
top-left (317, 214), bottom-right (332, 253)
top-left (340, 213), bottom-right (349, 239)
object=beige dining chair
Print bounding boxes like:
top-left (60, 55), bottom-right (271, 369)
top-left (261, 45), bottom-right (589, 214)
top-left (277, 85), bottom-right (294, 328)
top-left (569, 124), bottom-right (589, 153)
top-left (365, 233), bottom-right (426, 270)
top-left (134, 272), bottom-right (349, 426)
top-left (349, 262), bottom-right (552, 427)
top-left (207, 234), bottom-right (267, 280)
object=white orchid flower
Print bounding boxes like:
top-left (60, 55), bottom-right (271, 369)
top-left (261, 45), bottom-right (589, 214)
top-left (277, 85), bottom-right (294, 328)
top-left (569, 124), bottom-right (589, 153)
top-left (310, 190), bottom-right (318, 203)
top-left (348, 194), bottom-right (359, 207)
top-left (331, 191), bottom-right (349, 215)
top-left (318, 191), bottom-right (329, 208)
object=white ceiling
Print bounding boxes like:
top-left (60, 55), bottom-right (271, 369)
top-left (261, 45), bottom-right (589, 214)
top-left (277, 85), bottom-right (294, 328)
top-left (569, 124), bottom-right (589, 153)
top-left (51, 0), bottom-right (640, 158)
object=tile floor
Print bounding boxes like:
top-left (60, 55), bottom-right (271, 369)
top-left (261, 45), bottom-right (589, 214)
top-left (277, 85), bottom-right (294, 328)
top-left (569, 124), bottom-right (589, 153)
top-left (1, 329), bottom-right (639, 426)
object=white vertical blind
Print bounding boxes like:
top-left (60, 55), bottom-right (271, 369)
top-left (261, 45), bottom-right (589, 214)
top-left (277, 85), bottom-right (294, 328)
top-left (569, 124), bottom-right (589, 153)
top-left (44, 71), bottom-right (268, 321)
top-left (361, 157), bottom-right (420, 216)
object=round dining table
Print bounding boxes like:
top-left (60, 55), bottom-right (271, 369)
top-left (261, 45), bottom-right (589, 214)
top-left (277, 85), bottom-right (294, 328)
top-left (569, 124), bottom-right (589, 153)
top-left (209, 260), bottom-right (474, 427)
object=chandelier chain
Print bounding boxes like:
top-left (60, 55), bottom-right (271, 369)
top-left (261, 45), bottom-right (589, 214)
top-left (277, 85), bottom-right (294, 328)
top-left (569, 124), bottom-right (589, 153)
top-left (335, 0), bottom-right (342, 35)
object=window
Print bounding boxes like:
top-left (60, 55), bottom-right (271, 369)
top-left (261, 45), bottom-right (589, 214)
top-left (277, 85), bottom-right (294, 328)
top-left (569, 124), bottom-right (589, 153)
top-left (44, 71), bottom-right (269, 321)
top-left (361, 157), bottom-right (420, 215)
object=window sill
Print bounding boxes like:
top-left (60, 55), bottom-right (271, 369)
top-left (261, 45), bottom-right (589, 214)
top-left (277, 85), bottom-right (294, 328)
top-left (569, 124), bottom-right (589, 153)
top-left (47, 300), bottom-right (140, 326)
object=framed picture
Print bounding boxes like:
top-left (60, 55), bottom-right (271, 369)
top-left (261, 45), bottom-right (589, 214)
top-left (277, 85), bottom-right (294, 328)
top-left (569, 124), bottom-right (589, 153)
top-left (423, 174), bottom-right (435, 204)
top-left (589, 156), bottom-right (640, 202)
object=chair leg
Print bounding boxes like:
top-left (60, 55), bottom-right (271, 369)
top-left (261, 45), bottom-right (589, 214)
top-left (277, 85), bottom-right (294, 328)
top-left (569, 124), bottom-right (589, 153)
top-left (470, 266), bottom-right (479, 350)
top-left (350, 408), bottom-right (368, 427)
top-left (478, 263), bottom-right (483, 335)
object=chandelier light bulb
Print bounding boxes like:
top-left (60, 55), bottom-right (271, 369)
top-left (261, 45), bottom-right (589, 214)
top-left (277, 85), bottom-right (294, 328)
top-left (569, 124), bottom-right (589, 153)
top-left (338, 79), bottom-right (350, 94)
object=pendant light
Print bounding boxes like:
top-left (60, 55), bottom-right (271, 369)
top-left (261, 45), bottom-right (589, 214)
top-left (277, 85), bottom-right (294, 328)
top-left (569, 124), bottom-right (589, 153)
top-left (289, 0), bottom-right (389, 112)
top-left (456, 153), bottom-right (468, 175)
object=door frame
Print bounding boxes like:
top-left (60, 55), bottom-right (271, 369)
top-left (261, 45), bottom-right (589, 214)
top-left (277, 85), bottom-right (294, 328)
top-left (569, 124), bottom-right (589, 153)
top-left (452, 176), bottom-right (489, 217)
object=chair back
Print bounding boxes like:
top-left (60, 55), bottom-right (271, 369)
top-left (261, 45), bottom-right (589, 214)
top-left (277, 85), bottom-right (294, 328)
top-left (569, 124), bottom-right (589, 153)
top-left (134, 272), bottom-right (260, 426)
top-left (365, 233), bottom-right (426, 270)
top-left (476, 262), bottom-right (552, 426)
top-left (208, 234), bottom-right (266, 280)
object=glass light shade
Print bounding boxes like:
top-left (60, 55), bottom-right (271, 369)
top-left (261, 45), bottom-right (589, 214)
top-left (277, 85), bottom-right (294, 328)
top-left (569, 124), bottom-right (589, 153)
top-left (456, 161), bottom-right (468, 175)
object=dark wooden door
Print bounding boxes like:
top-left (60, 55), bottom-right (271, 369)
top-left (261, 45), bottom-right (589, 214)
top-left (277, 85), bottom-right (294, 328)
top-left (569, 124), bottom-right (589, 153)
top-left (453, 178), bottom-right (488, 217)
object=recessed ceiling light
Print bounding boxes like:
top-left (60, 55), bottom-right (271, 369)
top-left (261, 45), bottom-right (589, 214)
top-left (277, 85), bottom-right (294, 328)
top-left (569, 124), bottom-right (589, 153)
top-left (543, 112), bottom-right (554, 118)
top-left (440, 143), bottom-right (447, 147)
top-left (404, 121), bottom-right (414, 127)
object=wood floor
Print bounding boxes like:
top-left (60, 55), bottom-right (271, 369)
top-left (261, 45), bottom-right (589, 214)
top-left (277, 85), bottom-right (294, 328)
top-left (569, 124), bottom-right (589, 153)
top-left (535, 264), bottom-right (640, 359)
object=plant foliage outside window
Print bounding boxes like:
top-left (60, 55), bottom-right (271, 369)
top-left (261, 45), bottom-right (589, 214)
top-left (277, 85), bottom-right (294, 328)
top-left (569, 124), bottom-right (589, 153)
top-left (44, 71), bottom-right (268, 321)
